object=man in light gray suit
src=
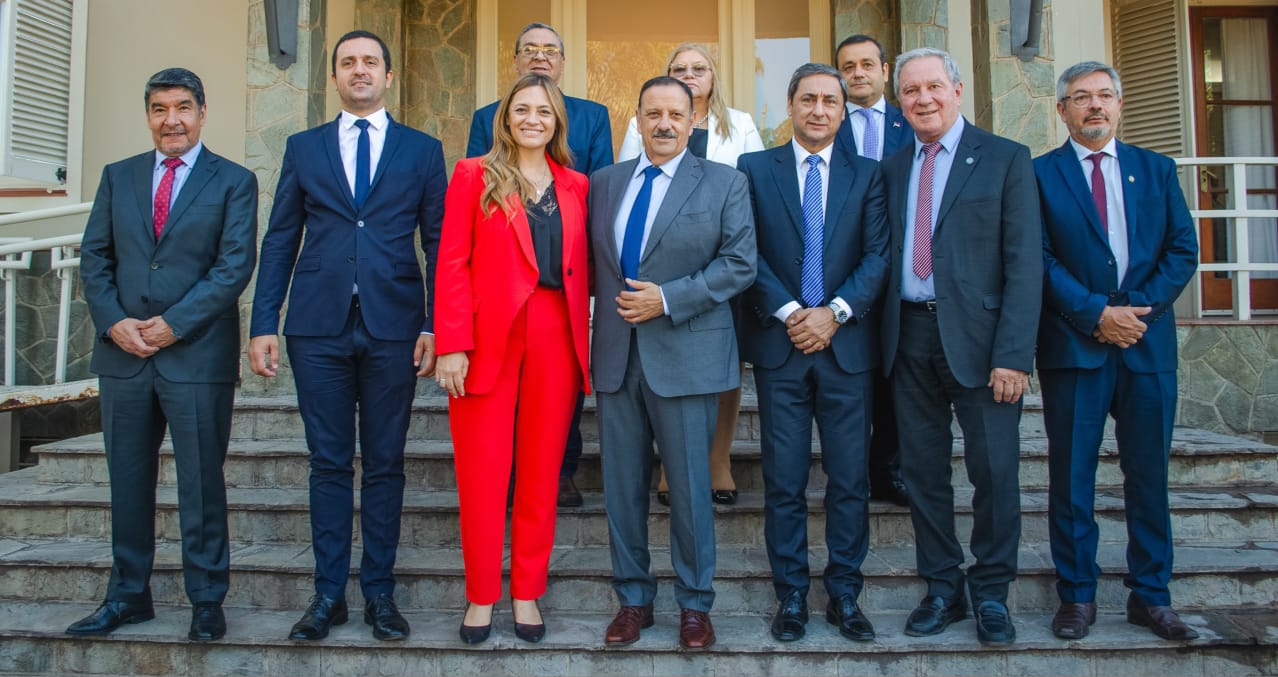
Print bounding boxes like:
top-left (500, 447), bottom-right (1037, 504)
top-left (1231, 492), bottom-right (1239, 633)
top-left (591, 76), bottom-right (756, 651)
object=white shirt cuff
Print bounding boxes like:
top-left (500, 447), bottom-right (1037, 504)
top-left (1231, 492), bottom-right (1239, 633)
top-left (774, 301), bottom-right (802, 323)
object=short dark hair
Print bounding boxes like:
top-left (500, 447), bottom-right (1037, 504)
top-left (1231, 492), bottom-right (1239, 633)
top-left (144, 68), bottom-right (205, 109)
top-left (787, 63), bottom-right (847, 104)
top-left (515, 22), bottom-right (564, 56)
top-left (637, 76), bottom-right (694, 113)
top-left (331, 30), bottom-right (392, 75)
top-left (835, 34), bottom-right (887, 65)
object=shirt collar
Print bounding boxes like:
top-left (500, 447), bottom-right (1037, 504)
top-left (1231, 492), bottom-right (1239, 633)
top-left (154, 141), bottom-right (203, 171)
top-left (637, 147), bottom-right (688, 180)
top-left (914, 115), bottom-right (965, 157)
top-left (847, 95), bottom-right (887, 117)
top-left (790, 137), bottom-right (834, 170)
top-left (340, 107), bottom-right (389, 131)
top-left (1068, 135), bottom-right (1118, 162)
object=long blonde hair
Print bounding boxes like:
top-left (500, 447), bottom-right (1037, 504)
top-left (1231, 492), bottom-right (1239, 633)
top-left (481, 73), bottom-right (573, 218)
top-left (666, 43), bottom-right (732, 142)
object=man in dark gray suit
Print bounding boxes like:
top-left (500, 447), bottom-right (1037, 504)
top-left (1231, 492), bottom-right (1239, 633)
top-left (590, 76), bottom-right (756, 651)
top-left (879, 48), bottom-right (1042, 646)
top-left (72, 67), bottom-right (258, 641)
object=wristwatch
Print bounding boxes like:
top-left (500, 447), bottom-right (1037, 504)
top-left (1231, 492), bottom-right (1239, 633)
top-left (827, 302), bottom-right (849, 325)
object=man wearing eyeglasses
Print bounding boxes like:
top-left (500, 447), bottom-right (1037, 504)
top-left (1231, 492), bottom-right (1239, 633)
top-left (1034, 61), bottom-right (1199, 642)
top-left (466, 21), bottom-right (614, 510)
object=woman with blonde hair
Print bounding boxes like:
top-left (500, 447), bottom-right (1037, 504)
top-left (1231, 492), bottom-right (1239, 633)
top-left (620, 42), bottom-right (763, 505)
top-left (435, 72), bottom-right (591, 645)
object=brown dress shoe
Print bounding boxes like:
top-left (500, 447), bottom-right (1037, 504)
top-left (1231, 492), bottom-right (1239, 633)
top-left (605, 604), bottom-right (653, 646)
top-left (679, 608), bottom-right (715, 650)
top-left (1126, 595), bottom-right (1199, 640)
top-left (1051, 601), bottom-right (1096, 639)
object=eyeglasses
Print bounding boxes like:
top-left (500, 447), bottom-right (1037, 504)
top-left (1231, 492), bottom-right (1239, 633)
top-left (669, 63), bottom-right (710, 78)
top-left (1060, 90), bottom-right (1118, 108)
top-left (519, 45), bottom-right (562, 59)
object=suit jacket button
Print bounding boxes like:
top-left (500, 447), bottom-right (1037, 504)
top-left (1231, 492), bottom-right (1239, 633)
top-left (1107, 259), bottom-right (1115, 266)
top-left (357, 220), bottom-right (365, 228)
top-left (794, 257), bottom-right (802, 265)
top-left (566, 268), bottom-right (573, 276)
top-left (150, 263), bottom-right (160, 270)
top-left (347, 256), bottom-right (355, 263)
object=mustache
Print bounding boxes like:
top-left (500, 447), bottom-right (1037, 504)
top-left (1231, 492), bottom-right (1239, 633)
top-left (651, 129), bottom-right (678, 139)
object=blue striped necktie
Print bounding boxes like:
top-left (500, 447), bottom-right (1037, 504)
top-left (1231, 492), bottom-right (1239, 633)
top-left (800, 154), bottom-right (824, 307)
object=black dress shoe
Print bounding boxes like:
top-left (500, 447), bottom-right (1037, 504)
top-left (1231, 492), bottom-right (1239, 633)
top-left (974, 600), bottom-right (1016, 646)
top-left (557, 476), bottom-right (583, 508)
top-left (870, 480), bottom-right (910, 507)
top-left (710, 489), bottom-right (738, 505)
top-left (65, 599), bottom-right (155, 636)
top-left (1126, 594), bottom-right (1199, 641)
top-left (770, 590), bottom-right (809, 641)
top-left (513, 599), bottom-right (546, 643)
top-left (656, 491), bottom-right (670, 506)
top-left (459, 603), bottom-right (492, 644)
top-left (288, 594), bottom-right (348, 641)
top-left (188, 603), bottom-right (226, 641)
top-left (903, 595), bottom-right (967, 636)
top-left (826, 594), bottom-right (876, 641)
top-left (364, 594), bottom-right (410, 641)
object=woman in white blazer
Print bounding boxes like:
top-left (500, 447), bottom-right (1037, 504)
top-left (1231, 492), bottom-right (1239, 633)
top-left (619, 43), bottom-right (763, 507)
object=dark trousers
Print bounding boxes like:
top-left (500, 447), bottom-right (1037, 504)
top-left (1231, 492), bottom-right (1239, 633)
top-left (101, 361), bottom-right (233, 605)
top-left (286, 300), bottom-right (416, 600)
top-left (868, 372), bottom-right (902, 490)
top-left (892, 305), bottom-right (1022, 603)
top-left (755, 349), bottom-right (872, 601)
top-left (1041, 355), bottom-right (1176, 606)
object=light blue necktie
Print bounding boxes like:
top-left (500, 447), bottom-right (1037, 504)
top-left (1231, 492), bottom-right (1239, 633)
top-left (800, 154), bottom-right (824, 308)
top-left (353, 119), bottom-right (371, 210)
top-left (859, 107), bottom-right (879, 160)
top-left (620, 165), bottom-right (663, 289)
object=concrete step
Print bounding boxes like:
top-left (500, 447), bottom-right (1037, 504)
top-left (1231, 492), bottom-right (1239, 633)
top-left (32, 425), bottom-right (1278, 491)
top-left (1, 536), bottom-right (1273, 614)
top-left (1, 600), bottom-right (1274, 676)
top-left (2, 471), bottom-right (1274, 549)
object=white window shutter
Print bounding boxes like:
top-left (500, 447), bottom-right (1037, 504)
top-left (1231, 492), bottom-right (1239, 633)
top-left (0, 0), bottom-right (75, 184)
top-left (1111, 0), bottom-right (1190, 157)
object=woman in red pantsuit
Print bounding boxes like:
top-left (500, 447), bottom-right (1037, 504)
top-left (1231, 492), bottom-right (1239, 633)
top-left (434, 73), bottom-right (590, 645)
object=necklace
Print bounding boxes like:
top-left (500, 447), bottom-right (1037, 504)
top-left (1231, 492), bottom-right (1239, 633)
top-left (523, 163), bottom-right (552, 199)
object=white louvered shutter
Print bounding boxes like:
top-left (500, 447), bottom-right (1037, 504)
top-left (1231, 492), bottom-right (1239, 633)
top-left (0, 0), bottom-right (74, 183)
top-left (1111, 0), bottom-right (1190, 157)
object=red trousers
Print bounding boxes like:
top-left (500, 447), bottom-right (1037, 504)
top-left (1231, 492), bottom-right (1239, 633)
top-left (449, 287), bottom-right (581, 603)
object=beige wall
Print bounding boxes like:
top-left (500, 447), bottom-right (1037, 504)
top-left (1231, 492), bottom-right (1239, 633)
top-left (80, 1), bottom-right (249, 201)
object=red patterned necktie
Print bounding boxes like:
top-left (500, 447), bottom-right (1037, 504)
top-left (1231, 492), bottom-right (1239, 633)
top-left (154, 157), bottom-right (184, 240)
top-left (1087, 152), bottom-right (1108, 229)
top-left (912, 142), bottom-right (942, 280)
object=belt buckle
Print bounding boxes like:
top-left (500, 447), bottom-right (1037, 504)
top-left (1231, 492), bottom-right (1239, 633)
top-left (924, 300), bottom-right (937, 312)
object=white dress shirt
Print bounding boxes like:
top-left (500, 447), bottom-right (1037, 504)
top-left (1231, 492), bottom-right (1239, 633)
top-left (773, 139), bottom-right (853, 323)
top-left (846, 96), bottom-right (888, 161)
top-left (151, 142), bottom-right (203, 208)
top-left (613, 149), bottom-right (689, 314)
top-left (901, 116), bottom-right (966, 302)
top-left (1069, 136), bottom-right (1129, 286)
top-left (338, 107), bottom-right (389, 197)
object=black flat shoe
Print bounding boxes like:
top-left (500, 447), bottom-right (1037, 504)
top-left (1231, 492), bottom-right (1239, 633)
top-left (459, 603), bottom-right (492, 644)
top-left (903, 594), bottom-right (967, 637)
top-left (66, 598), bottom-right (155, 636)
top-left (974, 600), bottom-right (1016, 646)
top-left (656, 491), bottom-right (670, 506)
top-left (513, 599), bottom-right (546, 643)
top-left (288, 594), bottom-right (348, 641)
top-left (188, 602), bottom-right (226, 641)
top-left (710, 489), bottom-right (738, 505)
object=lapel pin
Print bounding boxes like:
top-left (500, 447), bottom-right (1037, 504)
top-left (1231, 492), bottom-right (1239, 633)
top-left (892, 121), bottom-right (901, 128)
top-left (1128, 175), bottom-right (1135, 183)
top-left (966, 157), bottom-right (974, 165)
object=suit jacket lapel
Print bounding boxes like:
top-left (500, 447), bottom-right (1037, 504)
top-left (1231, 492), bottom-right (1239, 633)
top-left (771, 147), bottom-right (805, 239)
top-left (369, 117), bottom-right (400, 199)
top-left (323, 117), bottom-right (356, 212)
top-left (509, 195), bottom-right (537, 271)
top-left (825, 147), bottom-right (854, 244)
top-left (551, 161), bottom-right (580, 276)
top-left (883, 106), bottom-right (908, 156)
top-left (1052, 142), bottom-right (1109, 243)
top-left (935, 124), bottom-right (981, 227)
top-left (837, 116), bottom-right (858, 155)
top-left (642, 155), bottom-right (702, 265)
top-left (1116, 141), bottom-right (1143, 255)
top-left (160, 150), bottom-right (216, 237)
top-left (599, 160), bottom-right (637, 269)
top-left (132, 153), bottom-right (155, 238)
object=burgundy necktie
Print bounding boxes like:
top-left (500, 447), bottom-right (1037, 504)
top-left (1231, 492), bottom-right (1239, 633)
top-left (1087, 152), bottom-right (1108, 229)
top-left (912, 142), bottom-right (942, 280)
top-left (154, 157), bottom-right (183, 240)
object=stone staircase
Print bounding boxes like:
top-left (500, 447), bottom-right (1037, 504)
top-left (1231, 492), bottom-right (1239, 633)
top-left (1, 380), bottom-right (1276, 676)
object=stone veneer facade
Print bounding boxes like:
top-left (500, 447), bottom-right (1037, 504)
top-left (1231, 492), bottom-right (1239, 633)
top-left (1178, 323), bottom-right (1278, 439)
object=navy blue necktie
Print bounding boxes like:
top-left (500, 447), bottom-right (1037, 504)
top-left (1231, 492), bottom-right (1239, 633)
top-left (353, 119), bottom-right (371, 210)
top-left (620, 165), bottom-right (663, 289)
top-left (800, 154), bottom-right (825, 307)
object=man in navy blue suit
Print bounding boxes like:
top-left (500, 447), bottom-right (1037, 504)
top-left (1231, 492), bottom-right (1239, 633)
top-left (737, 63), bottom-right (888, 644)
top-left (833, 34), bottom-right (912, 507)
top-left (466, 21), bottom-right (613, 508)
top-left (1035, 61), bottom-right (1199, 642)
top-left (249, 30), bottom-right (447, 642)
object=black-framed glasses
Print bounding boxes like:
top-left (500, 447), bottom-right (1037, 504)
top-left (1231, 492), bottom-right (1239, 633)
top-left (520, 45), bottom-right (561, 59)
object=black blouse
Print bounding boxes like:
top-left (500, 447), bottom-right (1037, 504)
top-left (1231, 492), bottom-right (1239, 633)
top-left (526, 182), bottom-right (563, 290)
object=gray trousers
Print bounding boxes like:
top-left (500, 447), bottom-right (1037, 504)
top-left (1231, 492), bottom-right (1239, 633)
top-left (598, 336), bottom-right (718, 612)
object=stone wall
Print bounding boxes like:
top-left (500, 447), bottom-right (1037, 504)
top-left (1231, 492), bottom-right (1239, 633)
top-left (833, 0), bottom-right (899, 61)
top-left (969, 0), bottom-right (1056, 157)
top-left (899, 0), bottom-right (947, 52)
top-left (402, 0), bottom-right (476, 169)
top-left (1178, 323), bottom-right (1278, 439)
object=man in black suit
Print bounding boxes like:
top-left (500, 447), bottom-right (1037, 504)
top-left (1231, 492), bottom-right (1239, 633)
top-left (879, 48), bottom-right (1042, 646)
top-left (249, 30), bottom-right (447, 642)
top-left (72, 67), bottom-right (258, 642)
top-left (834, 33), bottom-right (913, 507)
top-left (737, 63), bottom-right (889, 643)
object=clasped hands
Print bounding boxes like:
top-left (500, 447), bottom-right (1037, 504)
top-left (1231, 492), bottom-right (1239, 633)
top-left (110, 316), bottom-right (176, 358)
top-left (1093, 305), bottom-right (1152, 348)
top-left (616, 278), bottom-right (665, 324)
top-left (785, 307), bottom-right (838, 354)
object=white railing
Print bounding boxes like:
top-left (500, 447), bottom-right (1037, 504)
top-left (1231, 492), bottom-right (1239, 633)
top-left (0, 202), bottom-right (93, 405)
top-left (1175, 157), bottom-right (1278, 321)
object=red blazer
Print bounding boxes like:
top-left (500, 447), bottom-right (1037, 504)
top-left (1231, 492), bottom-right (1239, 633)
top-left (435, 156), bottom-right (591, 395)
